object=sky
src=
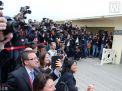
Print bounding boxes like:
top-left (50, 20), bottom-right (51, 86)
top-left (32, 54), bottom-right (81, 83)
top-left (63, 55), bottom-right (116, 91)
top-left (2, 0), bottom-right (122, 21)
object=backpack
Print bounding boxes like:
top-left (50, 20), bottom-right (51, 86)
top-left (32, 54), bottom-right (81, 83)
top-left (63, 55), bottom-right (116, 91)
top-left (56, 80), bottom-right (69, 91)
top-left (87, 41), bottom-right (91, 48)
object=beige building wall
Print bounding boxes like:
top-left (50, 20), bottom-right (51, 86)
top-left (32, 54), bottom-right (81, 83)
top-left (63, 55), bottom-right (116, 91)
top-left (86, 27), bottom-right (114, 34)
top-left (72, 20), bottom-right (115, 27)
top-left (112, 20), bottom-right (122, 64)
top-left (112, 35), bottom-right (122, 64)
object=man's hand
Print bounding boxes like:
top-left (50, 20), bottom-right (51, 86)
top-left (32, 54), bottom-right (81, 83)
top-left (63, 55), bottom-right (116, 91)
top-left (0, 17), bottom-right (7, 30)
top-left (0, 10), bottom-right (7, 30)
top-left (87, 84), bottom-right (94, 91)
top-left (0, 10), bottom-right (13, 50)
top-left (55, 59), bottom-right (62, 71)
top-left (0, 10), bottom-right (7, 43)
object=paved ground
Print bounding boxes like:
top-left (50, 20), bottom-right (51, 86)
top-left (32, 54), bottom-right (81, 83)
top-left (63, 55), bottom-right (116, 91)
top-left (74, 58), bottom-right (122, 91)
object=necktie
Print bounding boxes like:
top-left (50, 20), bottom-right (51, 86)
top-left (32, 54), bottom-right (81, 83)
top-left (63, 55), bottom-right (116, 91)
top-left (30, 71), bottom-right (34, 82)
top-left (29, 71), bottom-right (35, 88)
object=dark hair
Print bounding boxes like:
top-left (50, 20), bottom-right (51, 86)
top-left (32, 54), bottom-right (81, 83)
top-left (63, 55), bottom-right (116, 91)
top-left (33, 73), bottom-right (53, 91)
top-left (39, 52), bottom-right (50, 67)
top-left (61, 58), bottom-right (77, 74)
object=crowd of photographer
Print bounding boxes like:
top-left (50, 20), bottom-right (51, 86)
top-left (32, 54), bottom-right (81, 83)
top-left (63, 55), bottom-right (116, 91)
top-left (0, 1), bottom-right (114, 91)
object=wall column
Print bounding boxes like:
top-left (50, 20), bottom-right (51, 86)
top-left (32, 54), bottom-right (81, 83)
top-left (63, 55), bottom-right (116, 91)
top-left (112, 30), bottom-right (122, 64)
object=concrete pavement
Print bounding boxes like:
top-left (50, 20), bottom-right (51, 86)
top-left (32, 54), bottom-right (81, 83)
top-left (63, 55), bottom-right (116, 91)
top-left (75, 58), bottom-right (122, 91)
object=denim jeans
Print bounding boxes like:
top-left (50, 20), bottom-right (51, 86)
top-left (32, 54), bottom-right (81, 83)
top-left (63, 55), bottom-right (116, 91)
top-left (92, 45), bottom-right (99, 57)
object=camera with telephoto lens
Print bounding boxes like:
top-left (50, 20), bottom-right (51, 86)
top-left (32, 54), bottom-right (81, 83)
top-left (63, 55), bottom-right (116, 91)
top-left (6, 6), bottom-right (32, 32)
top-left (0, 1), bottom-right (18, 32)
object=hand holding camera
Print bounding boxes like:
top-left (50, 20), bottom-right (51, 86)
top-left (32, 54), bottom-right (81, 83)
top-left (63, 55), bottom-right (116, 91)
top-left (0, 1), bottom-right (7, 31)
top-left (55, 59), bottom-right (62, 67)
top-left (0, 1), bottom-right (13, 49)
top-left (51, 56), bottom-right (62, 70)
top-left (0, 17), bottom-right (7, 30)
top-left (55, 59), bottom-right (62, 71)
top-left (0, 10), bottom-right (7, 31)
top-left (0, 16), bottom-right (6, 41)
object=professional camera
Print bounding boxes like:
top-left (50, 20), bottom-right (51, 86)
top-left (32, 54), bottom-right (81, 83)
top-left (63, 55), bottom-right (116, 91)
top-left (5, 16), bottom-right (20, 32)
top-left (20, 6), bottom-right (31, 19)
top-left (6, 6), bottom-right (32, 32)
top-left (0, 1), bottom-right (16, 32)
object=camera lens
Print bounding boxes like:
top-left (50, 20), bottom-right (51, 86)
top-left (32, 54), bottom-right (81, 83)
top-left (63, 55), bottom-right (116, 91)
top-left (27, 10), bottom-right (31, 14)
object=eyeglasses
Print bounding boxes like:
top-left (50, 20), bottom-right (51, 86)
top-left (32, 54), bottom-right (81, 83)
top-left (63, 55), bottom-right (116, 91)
top-left (26, 57), bottom-right (39, 61)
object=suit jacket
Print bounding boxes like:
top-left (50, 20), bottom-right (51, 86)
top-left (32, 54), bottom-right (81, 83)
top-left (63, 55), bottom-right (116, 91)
top-left (7, 67), bottom-right (39, 91)
top-left (56, 71), bottom-right (78, 91)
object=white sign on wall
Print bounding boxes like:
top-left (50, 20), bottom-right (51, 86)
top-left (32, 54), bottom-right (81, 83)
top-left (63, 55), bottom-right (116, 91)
top-left (101, 48), bottom-right (117, 65)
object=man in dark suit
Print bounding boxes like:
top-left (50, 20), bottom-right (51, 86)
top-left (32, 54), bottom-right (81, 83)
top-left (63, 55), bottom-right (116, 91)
top-left (7, 49), bottom-right (62, 91)
top-left (7, 50), bottom-right (40, 91)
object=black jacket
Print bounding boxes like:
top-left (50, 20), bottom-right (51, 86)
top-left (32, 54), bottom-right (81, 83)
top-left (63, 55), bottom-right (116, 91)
top-left (56, 71), bottom-right (78, 91)
top-left (7, 67), bottom-right (39, 91)
top-left (7, 66), bottom-right (58, 91)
